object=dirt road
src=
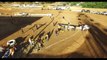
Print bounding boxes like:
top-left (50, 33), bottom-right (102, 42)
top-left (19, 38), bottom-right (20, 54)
top-left (0, 7), bottom-right (107, 58)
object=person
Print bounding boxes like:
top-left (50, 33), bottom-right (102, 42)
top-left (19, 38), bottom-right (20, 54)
top-left (73, 25), bottom-right (76, 31)
top-left (78, 22), bottom-right (82, 26)
top-left (67, 23), bottom-right (70, 31)
top-left (2, 48), bottom-right (10, 58)
top-left (53, 22), bottom-right (57, 26)
top-left (21, 28), bottom-right (24, 33)
top-left (38, 38), bottom-right (44, 48)
top-left (9, 46), bottom-right (16, 58)
top-left (2, 45), bottom-right (16, 58)
top-left (65, 25), bottom-right (68, 31)
top-left (35, 37), bottom-right (44, 51)
top-left (63, 25), bottom-right (66, 31)
top-left (28, 36), bottom-right (34, 48)
top-left (45, 34), bottom-right (49, 41)
top-left (55, 29), bottom-right (58, 36)
top-left (29, 38), bottom-right (32, 45)
top-left (7, 39), bottom-right (16, 48)
top-left (35, 42), bottom-right (40, 51)
top-left (58, 27), bottom-right (62, 32)
top-left (60, 26), bottom-right (64, 32)
top-left (35, 24), bottom-right (39, 29)
top-left (41, 36), bottom-right (45, 43)
top-left (0, 46), bottom-right (6, 58)
top-left (62, 16), bottom-right (65, 19)
top-left (55, 21), bottom-right (58, 26)
top-left (81, 24), bottom-right (85, 31)
top-left (83, 24), bottom-right (90, 31)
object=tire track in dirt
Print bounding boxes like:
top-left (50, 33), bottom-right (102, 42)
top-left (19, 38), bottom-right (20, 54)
top-left (78, 13), bottom-right (107, 58)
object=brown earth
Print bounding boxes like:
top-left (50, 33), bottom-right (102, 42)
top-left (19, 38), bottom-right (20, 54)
top-left (0, 6), bottom-right (107, 58)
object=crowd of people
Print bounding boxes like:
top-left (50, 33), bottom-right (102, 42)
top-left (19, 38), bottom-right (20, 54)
top-left (0, 17), bottom-right (90, 58)
top-left (0, 32), bottom-right (50, 58)
top-left (28, 33), bottom-right (49, 52)
top-left (57, 22), bottom-right (90, 32)
top-left (81, 9), bottom-right (107, 16)
top-left (0, 39), bottom-right (17, 58)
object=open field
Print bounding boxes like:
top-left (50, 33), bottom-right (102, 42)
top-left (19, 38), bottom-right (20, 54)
top-left (0, 3), bottom-right (107, 58)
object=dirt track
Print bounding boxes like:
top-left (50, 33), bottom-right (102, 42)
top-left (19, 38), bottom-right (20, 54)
top-left (0, 7), bottom-right (107, 58)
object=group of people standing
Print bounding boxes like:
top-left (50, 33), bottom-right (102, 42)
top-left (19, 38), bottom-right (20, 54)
top-left (1, 39), bottom-right (17, 58)
top-left (0, 32), bottom-right (50, 58)
top-left (56, 22), bottom-right (90, 33)
top-left (28, 33), bottom-right (49, 51)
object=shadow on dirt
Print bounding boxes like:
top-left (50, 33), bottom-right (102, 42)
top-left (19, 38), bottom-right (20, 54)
top-left (90, 19), bottom-right (94, 22)
top-left (66, 52), bottom-right (91, 58)
top-left (0, 17), bottom-right (41, 41)
top-left (47, 29), bottom-right (54, 41)
top-left (35, 23), bottom-right (47, 30)
top-left (25, 51), bottom-right (91, 58)
top-left (25, 18), bottom-right (55, 57)
top-left (94, 23), bottom-right (107, 33)
top-left (77, 13), bottom-right (107, 57)
top-left (87, 23), bottom-right (107, 57)
top-left (103, 29), bottom-right (107, 32)
top-left (14, 35), bottom-right (30, 58)
top-left (25, 29), bottom-right (55, 57)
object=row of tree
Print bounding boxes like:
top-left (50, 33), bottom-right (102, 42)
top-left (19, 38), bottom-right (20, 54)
top-left (68, 2), bottom-right (107, 8)
top-left (80, 2), bottom-right (107, 8)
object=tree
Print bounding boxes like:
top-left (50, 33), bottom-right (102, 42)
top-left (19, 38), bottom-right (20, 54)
top-left (80, 2), bottom-right (107, 8)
